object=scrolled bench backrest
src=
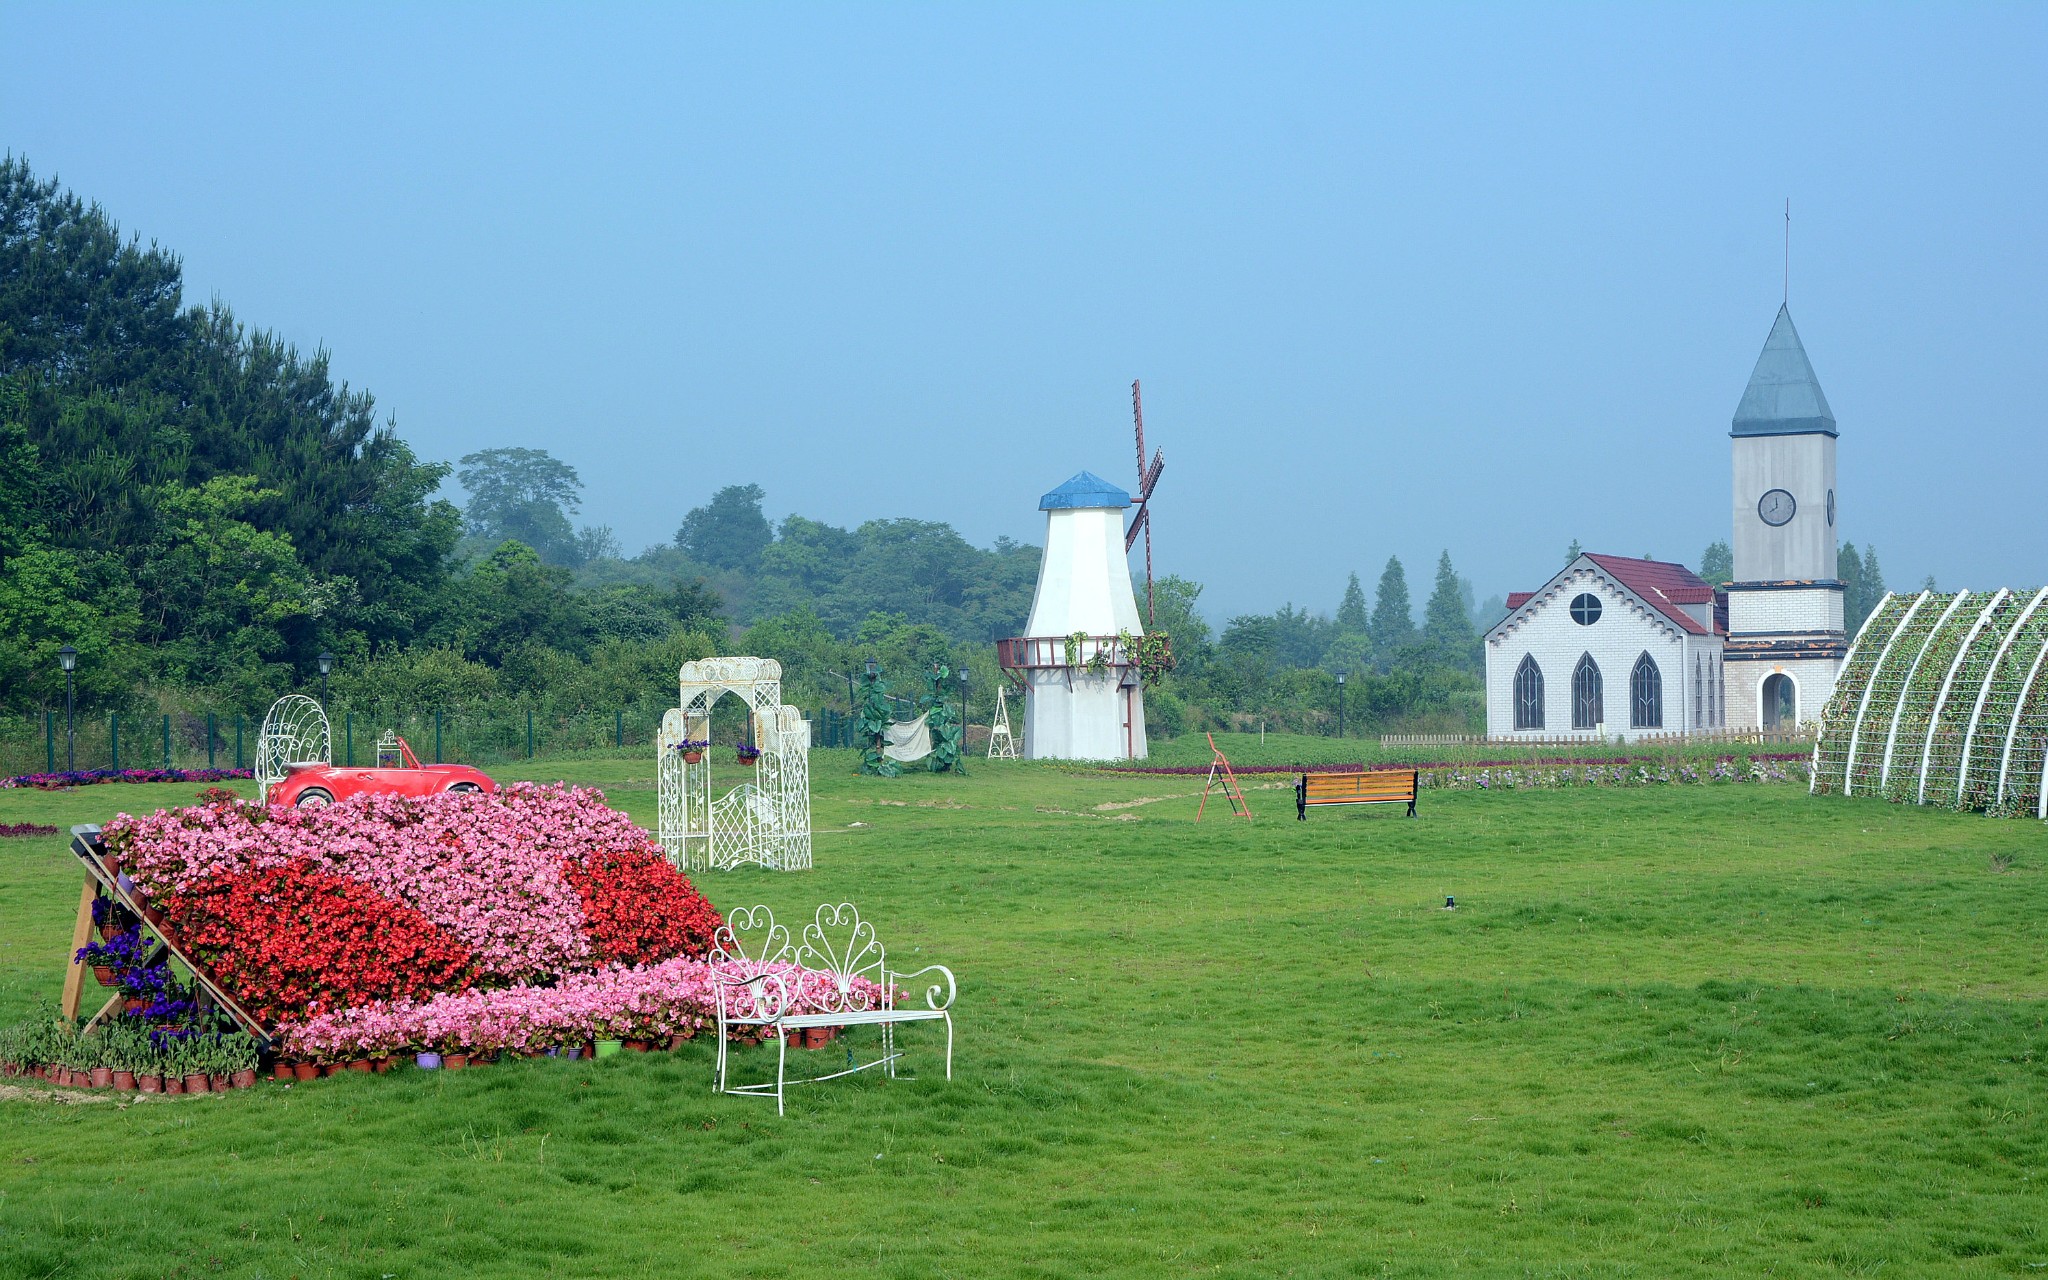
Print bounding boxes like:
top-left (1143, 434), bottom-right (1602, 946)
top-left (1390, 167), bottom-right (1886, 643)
top-left (796, 903), bottom-right (888, 1016)
top-left (713, 904), bottom-right (795, 971)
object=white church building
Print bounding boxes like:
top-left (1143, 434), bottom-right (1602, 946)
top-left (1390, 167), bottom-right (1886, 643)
top-left (1484, 305), bottom-right (1847, 740)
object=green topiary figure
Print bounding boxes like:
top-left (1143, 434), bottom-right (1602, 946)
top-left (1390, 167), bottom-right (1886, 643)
top-left (921, 663), bottom-right (965, 775)
top-left (857, 670), bottom-right (900, 777)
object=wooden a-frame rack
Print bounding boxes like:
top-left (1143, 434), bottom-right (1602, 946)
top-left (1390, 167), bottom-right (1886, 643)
top-left (60, 825), bottom-right (270, 1041)
top-left (1196, 732), bottom-right (1252, 821)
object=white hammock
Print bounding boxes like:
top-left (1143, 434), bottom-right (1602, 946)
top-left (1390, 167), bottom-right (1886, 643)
top-left (881, 714), bottom-right (933, 763)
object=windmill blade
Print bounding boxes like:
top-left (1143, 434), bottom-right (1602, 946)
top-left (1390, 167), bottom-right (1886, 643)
top-left (1137, 452), bottom-right (1164, 500)
top-left (1125, 502), bottom-right (1149, 552)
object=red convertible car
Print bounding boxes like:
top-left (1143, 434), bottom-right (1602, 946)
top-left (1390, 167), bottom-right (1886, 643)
top-left (269, 735), bottom-right (497, 808)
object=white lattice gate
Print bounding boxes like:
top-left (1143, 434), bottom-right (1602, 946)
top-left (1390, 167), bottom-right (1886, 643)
top-left (656, 658), bottom-right (814, 871)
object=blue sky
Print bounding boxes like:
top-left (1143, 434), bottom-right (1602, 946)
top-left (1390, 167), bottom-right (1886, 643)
top-left (5, 4), bottom-right (2043, 622)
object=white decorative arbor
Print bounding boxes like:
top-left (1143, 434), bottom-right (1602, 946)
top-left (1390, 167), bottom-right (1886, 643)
top-left (657, 657), bottom-right (813, 871)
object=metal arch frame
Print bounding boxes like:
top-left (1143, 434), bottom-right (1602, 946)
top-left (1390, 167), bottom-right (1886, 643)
top-left (1810, 591), bottom-right (1903, 793)
top-left (1879, 590), bottom-right (1971, 791)
top-left (1916, 589), bottom-right (2016, 803)
top-left (255, 694), bottom-right (332, 804)
top-left (1843, 592), bottom-right (1929, 797)
top-left (1956, 591), bottom-right (2048, 806)
top-left (656, 657), bottom-right (813, 873)
top-left (1995, 614), bottom-right (2048, 808)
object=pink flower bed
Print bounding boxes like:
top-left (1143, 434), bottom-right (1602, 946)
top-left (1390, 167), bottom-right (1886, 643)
top-left (111, 783), bottom-right (664, 982)
top-left (282, 959), bottom-right (895, 1058)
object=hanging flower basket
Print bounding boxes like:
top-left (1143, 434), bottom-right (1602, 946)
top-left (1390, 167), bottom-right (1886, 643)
top-left (672, 739), bottom-right (710, 764)
top-left (736, 747), bottom-right (761, 767)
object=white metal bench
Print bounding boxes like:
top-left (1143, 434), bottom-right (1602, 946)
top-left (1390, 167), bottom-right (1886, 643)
top-left (711, 903), bottom-right (956, 1114)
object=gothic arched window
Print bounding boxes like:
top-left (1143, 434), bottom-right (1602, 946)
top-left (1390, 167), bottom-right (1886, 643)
top-left (1513, 655), bottom-right (1544, 730)
top-left (1572, 653), bottom-right (1603, 731)
top-left (1631, 652), bottom-right (1663, 729)
top-left (1693, 655), bottom-right (1703, 728)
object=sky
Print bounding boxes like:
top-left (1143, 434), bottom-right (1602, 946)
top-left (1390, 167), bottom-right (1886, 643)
top-left (4, 3), bottom-right (2044, 624)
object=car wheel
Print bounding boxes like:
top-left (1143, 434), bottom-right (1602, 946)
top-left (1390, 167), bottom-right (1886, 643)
top-left (295, 788), bottom-right (334, 809)
top-left (447, 783), bottom-right (482, 794)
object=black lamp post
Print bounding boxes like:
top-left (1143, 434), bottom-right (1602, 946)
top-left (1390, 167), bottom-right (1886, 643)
top-left (317, 652), bottom-right (334, 705)
top-left (1335, 669), bottom-right (1347, 739)
top-left (958, 665), bottom-right (970, 735)
top-left (57, 645), bottom-right (77, 770)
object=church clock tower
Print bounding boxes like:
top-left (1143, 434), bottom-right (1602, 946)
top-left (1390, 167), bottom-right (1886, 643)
top-left (1723, 305), bottom-right (1847, 731)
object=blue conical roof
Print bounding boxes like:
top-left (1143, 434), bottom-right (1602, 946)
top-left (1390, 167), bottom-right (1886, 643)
top-left (1039, 471), bottom-right (1132, 510)
top-left (1731, 304), bottom-right (1836, 437)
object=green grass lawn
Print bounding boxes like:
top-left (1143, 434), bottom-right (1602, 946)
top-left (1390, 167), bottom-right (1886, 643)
top-left (2, 754), bottom-right (2045, 1277)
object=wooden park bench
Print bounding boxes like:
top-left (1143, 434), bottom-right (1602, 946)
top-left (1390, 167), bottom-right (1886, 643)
top-left (710, 903), bottom-right (956, 1114)
top-left (1296, 769), bottom-right (1419, 820)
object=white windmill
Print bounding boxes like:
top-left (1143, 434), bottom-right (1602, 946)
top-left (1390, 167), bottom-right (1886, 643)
top-left (995, 383), bottom-right (1165, 760)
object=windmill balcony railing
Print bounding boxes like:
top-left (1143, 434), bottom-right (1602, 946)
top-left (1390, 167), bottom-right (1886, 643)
top-left (996, 634), bottom-right (1170, 672)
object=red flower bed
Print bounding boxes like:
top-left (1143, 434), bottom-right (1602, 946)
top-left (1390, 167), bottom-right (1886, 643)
top-left (563, 848), bottom-right (723, 966)
top-left (167, 859), bottom-right (476, 1023)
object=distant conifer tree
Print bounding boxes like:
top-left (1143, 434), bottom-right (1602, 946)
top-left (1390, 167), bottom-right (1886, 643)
top-left (1370, 557), bottom-right (1413, 649)
top-left (1699, 540), bottom-right (1733, 585)
top-left (1337, 572), bottom-right (1369, 632)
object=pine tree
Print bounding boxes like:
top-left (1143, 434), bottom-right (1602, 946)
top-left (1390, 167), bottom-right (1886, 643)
top-left (1565, 538), bottom-right (1583, 565)
top-left (1337, 572), bottom-right (1369, 632)
top-left (1862, 546), bottom-right (1887, 627)
top-left (1370, 556), bottom-right (1413, 650)
top-left (1699, 540), bottom-right (1733, 585)
top-left (1423, 551), bottom-right (1477, 668)
top-left (1837, 543), bottom-right (1865, 632)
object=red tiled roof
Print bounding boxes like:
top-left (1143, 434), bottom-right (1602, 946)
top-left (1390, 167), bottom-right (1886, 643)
top-left (1506, 592), bottom-right (1534, 610)
top-left (1582, 554), bottom-right (1717, 635)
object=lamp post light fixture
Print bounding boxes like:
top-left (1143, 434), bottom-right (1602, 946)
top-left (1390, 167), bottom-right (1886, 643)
top-left (957, 665), bottom-right (970, 742)
top-left (317, 652), bottom-right (334, 705)
top-left (57, 645), bottom-right (78, 770)
top-left (1335, 669), bottom-right (1347, 739)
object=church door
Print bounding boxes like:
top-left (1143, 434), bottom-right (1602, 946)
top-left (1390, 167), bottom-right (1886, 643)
top-left (1761, 673), bottom-right (1795, 729)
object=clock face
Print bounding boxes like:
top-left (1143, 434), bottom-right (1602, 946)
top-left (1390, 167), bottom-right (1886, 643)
top-left (1826, 488), bottom-right (1836, 526)
top-left (1758, 488), bottom-right (1797, 527)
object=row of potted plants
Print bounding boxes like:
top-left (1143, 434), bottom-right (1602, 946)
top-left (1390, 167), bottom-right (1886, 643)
top-left (0, 1014), bottom-right (259, 1094)
top-left (669, 740), bottom-right (759, 765)
top-left (0, 767), bottom-right (252, 791)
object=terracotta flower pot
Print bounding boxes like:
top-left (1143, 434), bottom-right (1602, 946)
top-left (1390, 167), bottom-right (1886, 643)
top-left (681, 750), bottom-right (704, 764)
top-left (371, 1057), bottom-right (392, 1074)
top-left (346, 1060), bottom-right (372, 1073)
top-left (97, 923), bottom-right (119, 942)
top-left (231, 1069), bottom-right (257, 1088)
top-left (144, 907), bottom-right (165, 926)
top-left (623, 1039), bottom-right (650, 1053)
top-left (183, 1073), bottom-right (210, 1093)
top-left (786, 1030), bottom-right (804, 1048)
top-left (90, 1067), bottom-right (114, 1088)
top-left (138, 1074), bottom-right (162, 1093)
top-left (92, 966), bottom-right (117, 987)
top-left (113, 1070), bottom-right (136, 1091)
top-left (272, 1061), bottom-right (295, 1081)
top-left (209, 1074), bottom-right (230, 1092)
top-left (164, 1077), bottom-right (184, 1094)
top-left (292, 1062), bottom-right (319, 1081)
top-left (668, 1034), bottom-right (688, 1051)
top-left (803, 1026), bottom-right (833, 1050)
top-left (124, 998), bottom-right (145, 1014)
top-left (444, 1054), bottom-right (469, 1070)
top-left (321, 1063), bottom-right (344, 1077)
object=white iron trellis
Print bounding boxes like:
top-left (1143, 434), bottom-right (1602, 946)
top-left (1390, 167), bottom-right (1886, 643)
top-left (1997, 617), bottom-right (2048, 809)
top-left (1810, 591), bottom-right (1901, 793)
top-left (1956, 591), bottom-right (2048, 806)
top-left (656, 657), bottom-right (813, 872)
top-left (1843, 592), bottom-right (1929, 797)
top-left (1878, 590), bottom-right (1971, 791)
top-left (1916, 589), bottom-right (2015, 803)
top-left (254, 695), bottom-right (331, 804)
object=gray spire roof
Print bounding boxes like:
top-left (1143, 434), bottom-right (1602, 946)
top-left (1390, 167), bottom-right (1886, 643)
top-left (1731, 304), bottom-right (1836, 437)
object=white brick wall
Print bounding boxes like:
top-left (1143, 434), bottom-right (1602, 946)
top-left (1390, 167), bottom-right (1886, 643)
top-left (1727, 586), bottom-right (1844, 636)
top-left (1724, 656), bottom-right (1839, 733)
top-left (1485, 566), bottom-right (1723, 742)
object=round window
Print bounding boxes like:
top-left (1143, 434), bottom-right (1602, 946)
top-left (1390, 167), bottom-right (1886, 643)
top-left (1570, 593), bottom-right (1602, 625)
